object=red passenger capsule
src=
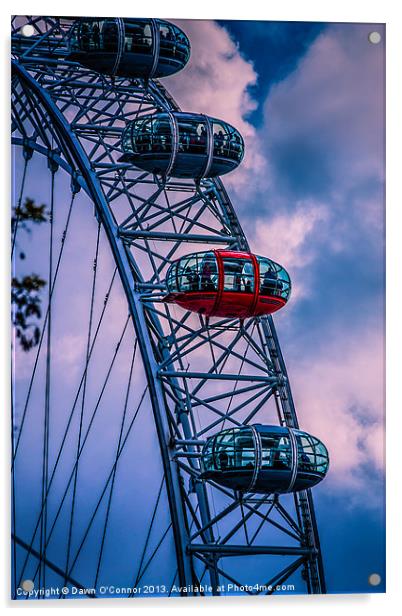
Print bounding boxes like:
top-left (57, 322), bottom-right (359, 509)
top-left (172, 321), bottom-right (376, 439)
top-left (164, 250), bottom-right (291, 318)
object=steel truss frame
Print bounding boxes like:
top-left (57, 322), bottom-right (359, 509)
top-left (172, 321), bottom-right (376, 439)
top-left (11, 16), bottom-right (326, 596)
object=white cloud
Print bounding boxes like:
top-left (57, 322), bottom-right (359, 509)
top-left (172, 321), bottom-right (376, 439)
top-left (250, 201), bottom-right (329, 303)
top-left (165, 19), bottom-right (268, 191)
top-left (251, 201), bottom-right (329, 269)
top-left (290, 325), bottom-right (385, 490)
top-left (262, 24), bottom-right (385, 193)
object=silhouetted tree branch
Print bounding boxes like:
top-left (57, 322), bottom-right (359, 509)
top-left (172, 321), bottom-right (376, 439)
top-left (12, 198), bottom-right (48, 352)
top-left (12, 275), bottom-right (47, 351)
top-left (12, 197), bottom-right (47, 234)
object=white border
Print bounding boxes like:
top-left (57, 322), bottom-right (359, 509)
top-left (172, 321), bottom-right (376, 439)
top-left (1, 1), bottom-right (401, 614)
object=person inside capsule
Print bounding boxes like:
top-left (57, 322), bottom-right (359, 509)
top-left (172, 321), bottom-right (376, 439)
top-left (177, 120), bottom-right (207, 155)
top-left (258, 258), bottom-right (287, 298)
top-left (124, 23), bottom-right (152, 54)
top-left (103, 20), bottom-right (118, 51)
top-left (212, 122), bottom-right (242, 162)
top-left (184, 265), bottom-right (199, 291)
top-left (159, 22), bottom-right (189, 63)
top-left (79, 22), bottom-right (90, 52)
top-left (261, 268), bottom-right (282, 296)
top-left (223, 258), bottom-right (254, 294)
top-left (200, 260), bottom-right (217, 291)
top-left (178, 254), bottom-right (217, 293)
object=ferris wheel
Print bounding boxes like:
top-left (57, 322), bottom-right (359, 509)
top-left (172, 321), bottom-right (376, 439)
top-left (11, 16), bottom-right (329, 599)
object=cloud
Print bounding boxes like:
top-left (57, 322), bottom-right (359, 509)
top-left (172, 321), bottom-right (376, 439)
top-left (166, 20), bottom-right (257, 127)
top-left (261, 23), bottom-right (385, 201)
top-left (165, 19), bottom-right (267, 191)
top-left (289, 324), bottom-right (385, 492)
top-left (250, 201), bottom-right (329, 303)
top-left (251, 201), bottom-right (329, 269)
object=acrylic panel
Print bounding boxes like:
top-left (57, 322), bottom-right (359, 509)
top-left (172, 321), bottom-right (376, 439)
top-left (11, 16), bottom-right (385, 600)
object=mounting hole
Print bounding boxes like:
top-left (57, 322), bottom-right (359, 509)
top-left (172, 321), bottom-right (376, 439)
top-left (368, 31), bottom-right (381, 44)
top-left (368, 573), bottom-right (381, 586)
top-left (21, 579), bottom-right (34, 592)
top-left (21, 24), bottom-right (35, 37)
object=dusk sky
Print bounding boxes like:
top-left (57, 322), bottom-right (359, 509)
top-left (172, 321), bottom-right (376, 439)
top-left (12, 18), bottom-right (385, 598)
top-left (165, 19), bottom-right (386, 592)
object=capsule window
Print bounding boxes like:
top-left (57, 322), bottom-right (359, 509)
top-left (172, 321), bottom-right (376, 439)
top-left (199, 254), bottom-right (218, 291)
top-left (314, 441), bottom-right (329, 474)
top-left (172, 26), bottom-right (191, 63)
top-left (261, 435), bottom-right (292, 469)
top-left (172, 252), bottom-right (217, 293)
top-left (296, 432), bottom-right (329, 475)
top-left (212, 121), bottom-right (243, 162)
top-left (234, 433), bottom-right (255, 469)
top-left (176, 256), bottom-right (197, 292)
top-left (212, 122), bottom-right (229, 158)
top-left (159, 23), bottom-right (176, 60)
top-left (130, 116), bottom-right (171, 154)
top-left (152, 117), bottom-right (172, 152)
top-left (222, 258), bottom-right (254, 293)
top-left (122, 123), bottom-right (134, 152)
top-left (177, 120), bottom-right (208, 155)
top-left (212, 428), bottom-right (255, 471)
top-left (124, 22), bottom-right (153, 54)
top-left (131, 117), bottom-right (153, 153)
top-left (257, 257), bottom-right (290, 300)
top-left (215, 430), bottom-right (236, 470)
top-left (166, 261), bottom-right (179, 292)
top-left (297, 435), bottom-right (315, 471)
top-left (202, 439), bottom-right (214, 472)
top-left (74, 20), bottom-right (113, 53)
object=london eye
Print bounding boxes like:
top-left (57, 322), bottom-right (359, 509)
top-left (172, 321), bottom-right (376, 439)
top-left (11, 16), bottom-right (328, 599)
